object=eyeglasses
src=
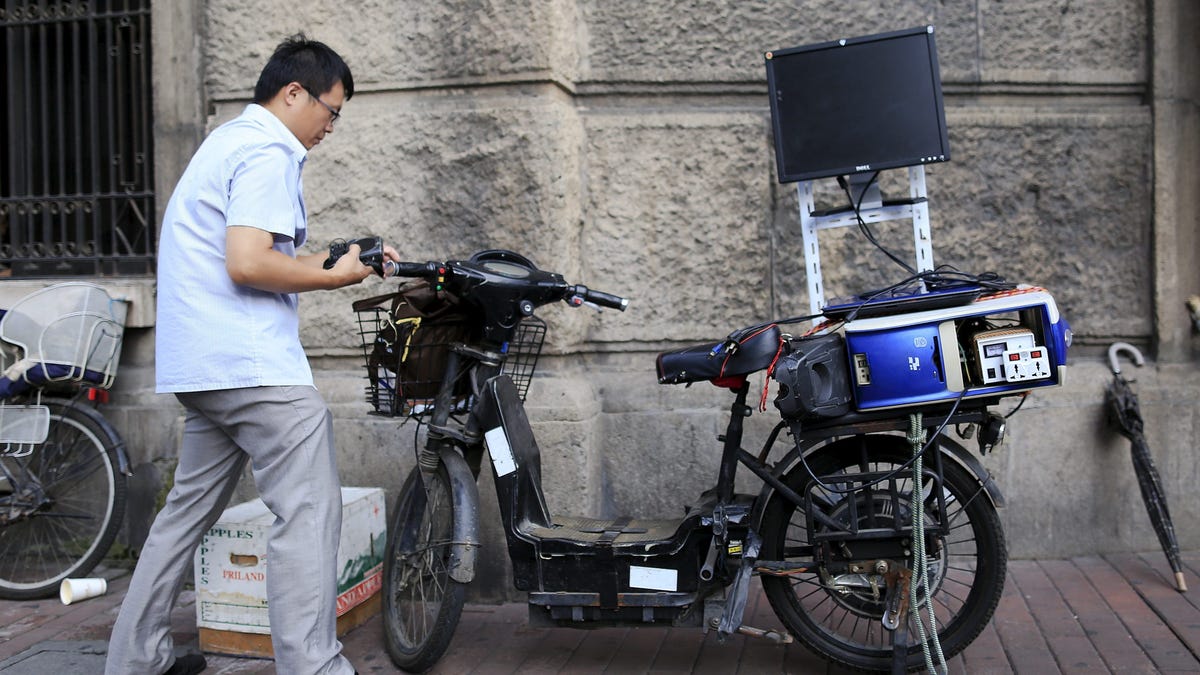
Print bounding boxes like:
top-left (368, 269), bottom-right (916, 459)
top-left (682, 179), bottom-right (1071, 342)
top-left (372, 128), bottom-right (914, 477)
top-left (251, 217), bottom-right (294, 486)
top-left (303, 87), bottom-right (341, 126)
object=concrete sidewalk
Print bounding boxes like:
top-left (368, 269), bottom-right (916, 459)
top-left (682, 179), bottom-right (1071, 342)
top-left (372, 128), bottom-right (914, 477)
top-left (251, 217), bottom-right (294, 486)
top-left (2, 551), bottom-right (1199, 673)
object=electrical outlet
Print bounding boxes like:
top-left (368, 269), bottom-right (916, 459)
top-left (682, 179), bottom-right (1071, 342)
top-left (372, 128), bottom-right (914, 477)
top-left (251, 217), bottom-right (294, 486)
top-left (1002, 346), bottom-right (1052, 382)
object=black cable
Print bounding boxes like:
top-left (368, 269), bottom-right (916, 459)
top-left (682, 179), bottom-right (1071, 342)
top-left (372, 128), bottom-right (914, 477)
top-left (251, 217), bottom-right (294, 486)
top-left (796, 390), bottom-right (967, 496)
top-left (917, 266), bottom-right (1015, 293)
top-left (735, 311), bottom-right (825, 335)
top-left (832, 170), bottom-right (1020, 316)
top-left (837, 172), bottom-right (917, 276)
top-left (707, 311), bottom-right (828, 359)
top-left (835, 266), bottom-right (1018, 323)
top-left (1004, 392), bottom-right (1029, 419)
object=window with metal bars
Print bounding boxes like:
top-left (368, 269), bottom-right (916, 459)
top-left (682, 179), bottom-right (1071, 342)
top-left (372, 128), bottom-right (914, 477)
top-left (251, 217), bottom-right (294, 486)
top-left (0, 0), bottom-right (154, 278)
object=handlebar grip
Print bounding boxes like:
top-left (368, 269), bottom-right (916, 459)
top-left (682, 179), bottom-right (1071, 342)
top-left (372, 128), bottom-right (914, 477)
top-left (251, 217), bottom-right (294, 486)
top-left (586, 289), bottom-right (629, 311)
top-left (567, 286), bottom-right (628, 311)
top-left (389, 261), bottom-right (439, 278)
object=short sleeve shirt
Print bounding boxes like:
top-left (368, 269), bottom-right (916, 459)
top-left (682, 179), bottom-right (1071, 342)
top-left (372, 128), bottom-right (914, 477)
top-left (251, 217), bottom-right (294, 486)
top-left (155, 104), bottom-right (314, 392)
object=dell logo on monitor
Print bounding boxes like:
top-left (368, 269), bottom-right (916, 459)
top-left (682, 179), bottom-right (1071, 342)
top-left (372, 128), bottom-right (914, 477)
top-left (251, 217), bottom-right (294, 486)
top-left (855, 164), bottom-right (872, 172)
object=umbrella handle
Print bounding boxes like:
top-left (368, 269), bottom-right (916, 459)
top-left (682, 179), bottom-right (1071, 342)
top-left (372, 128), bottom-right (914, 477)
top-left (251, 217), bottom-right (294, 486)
top-left (1108, 342), bottom-right (1144, 375)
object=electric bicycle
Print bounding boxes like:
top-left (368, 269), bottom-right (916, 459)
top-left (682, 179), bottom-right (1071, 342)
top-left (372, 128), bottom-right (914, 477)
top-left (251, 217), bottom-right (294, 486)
top-left (358, 249), bottom-right (1067, 672)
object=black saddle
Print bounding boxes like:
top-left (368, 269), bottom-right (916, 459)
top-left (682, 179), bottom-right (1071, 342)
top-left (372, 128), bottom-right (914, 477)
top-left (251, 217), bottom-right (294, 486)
top-left (656, 324), bottom-right (783, 385)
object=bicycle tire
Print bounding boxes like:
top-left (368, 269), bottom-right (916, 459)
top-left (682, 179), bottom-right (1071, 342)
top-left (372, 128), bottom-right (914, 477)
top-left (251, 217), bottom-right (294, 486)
top-left (0, 399), bottom-right (126, 600)
top-left (760, 435), bottom-right (1006, 672)
top-left (383, 462), bottom-right (466, 672)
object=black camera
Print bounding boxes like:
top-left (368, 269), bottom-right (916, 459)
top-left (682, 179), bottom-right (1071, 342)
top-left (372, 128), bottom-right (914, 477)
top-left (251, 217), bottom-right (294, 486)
top-left (324, 236), bottom-right (387, 276)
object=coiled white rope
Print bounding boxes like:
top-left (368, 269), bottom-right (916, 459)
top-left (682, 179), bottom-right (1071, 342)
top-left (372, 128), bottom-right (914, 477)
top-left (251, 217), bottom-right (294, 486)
top-left (908, 412), bottom-right (947, 675)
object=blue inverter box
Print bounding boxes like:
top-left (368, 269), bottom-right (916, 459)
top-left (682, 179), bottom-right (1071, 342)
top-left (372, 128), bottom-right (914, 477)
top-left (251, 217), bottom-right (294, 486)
top-left (839, 287), bottom-right (1071, 411)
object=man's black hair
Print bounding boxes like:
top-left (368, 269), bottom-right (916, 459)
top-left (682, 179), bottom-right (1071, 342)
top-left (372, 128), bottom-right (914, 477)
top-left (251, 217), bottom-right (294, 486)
top-left (253, 33), bottom-right (354, 104)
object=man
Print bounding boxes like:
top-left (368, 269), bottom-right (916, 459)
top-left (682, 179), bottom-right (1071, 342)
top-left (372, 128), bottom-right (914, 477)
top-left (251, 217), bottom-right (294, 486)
top-left (106, 34), bottom-right (395, 675)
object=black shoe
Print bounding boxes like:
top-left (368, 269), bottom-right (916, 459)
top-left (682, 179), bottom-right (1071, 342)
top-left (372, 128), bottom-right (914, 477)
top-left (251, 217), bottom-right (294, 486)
top-left (164, 653), bottom-right (207, 675)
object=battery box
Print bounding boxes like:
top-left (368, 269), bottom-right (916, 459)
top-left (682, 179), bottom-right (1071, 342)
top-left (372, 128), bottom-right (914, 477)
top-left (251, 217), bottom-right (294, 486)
top-left (838, 287), bottom-right (1070, 412)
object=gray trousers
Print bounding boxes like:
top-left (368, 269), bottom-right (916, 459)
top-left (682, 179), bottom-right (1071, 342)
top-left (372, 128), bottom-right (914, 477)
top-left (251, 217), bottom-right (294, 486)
top-left (106, 385), bottom-right (354, 675)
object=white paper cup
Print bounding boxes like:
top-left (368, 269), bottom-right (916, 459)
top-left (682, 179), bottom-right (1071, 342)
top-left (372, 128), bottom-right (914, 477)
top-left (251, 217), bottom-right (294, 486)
top-left (60, 577), bottom-right (107, 605)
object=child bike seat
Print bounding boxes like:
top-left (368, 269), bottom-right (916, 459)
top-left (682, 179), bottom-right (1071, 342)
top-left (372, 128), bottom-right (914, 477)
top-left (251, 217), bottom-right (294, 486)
top-left (656, 324), bottom-right (783, 385)
top-left (0, 363), bottom-right (110, 400)
top-left (0, 282), bottom-right (127, 401)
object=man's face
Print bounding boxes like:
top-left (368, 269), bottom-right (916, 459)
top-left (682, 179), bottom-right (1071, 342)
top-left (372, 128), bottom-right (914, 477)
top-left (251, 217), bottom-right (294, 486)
top-left (297, 81), bottom-right (345, 150)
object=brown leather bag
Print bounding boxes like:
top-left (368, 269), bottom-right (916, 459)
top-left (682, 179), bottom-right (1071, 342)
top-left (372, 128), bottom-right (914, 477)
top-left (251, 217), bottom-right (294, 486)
top-left (353, 281), bottom-right (472, 404)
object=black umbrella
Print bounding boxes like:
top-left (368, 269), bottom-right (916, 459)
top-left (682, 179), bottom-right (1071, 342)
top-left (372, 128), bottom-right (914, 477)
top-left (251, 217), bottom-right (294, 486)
top-left (1105, 342), bottom-right (1187, 592)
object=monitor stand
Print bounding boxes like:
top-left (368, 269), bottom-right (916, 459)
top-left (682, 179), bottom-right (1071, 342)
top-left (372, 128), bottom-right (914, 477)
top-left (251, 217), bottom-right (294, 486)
top-left (798, 164), bottom-right (935, 320)
top-left (845, 171), bottom-right (883, 211)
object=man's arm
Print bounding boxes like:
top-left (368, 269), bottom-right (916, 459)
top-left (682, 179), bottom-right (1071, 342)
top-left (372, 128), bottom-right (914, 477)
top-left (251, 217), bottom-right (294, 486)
top-left (226, 225), bottom-right (372, 293)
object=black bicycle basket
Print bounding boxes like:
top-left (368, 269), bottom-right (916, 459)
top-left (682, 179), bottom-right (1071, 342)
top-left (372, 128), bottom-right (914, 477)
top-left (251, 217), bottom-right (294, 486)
top-left (355, 292), bottom-right (546, 417)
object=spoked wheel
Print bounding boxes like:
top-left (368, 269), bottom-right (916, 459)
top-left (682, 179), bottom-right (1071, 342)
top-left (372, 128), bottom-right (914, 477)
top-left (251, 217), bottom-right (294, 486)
top-left (0, 399), bottom-right (126, 599)
top-left (760, 434), bottom-right (1006, 672)
top-left (383, 462), bottom-right (466, 672)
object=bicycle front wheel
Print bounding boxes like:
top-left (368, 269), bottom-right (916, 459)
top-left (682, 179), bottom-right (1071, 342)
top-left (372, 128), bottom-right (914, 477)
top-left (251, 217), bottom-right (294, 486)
top-left (0, 399), bottom-right (126, 599)
top-left (383, 461), bottom-right (466, 672)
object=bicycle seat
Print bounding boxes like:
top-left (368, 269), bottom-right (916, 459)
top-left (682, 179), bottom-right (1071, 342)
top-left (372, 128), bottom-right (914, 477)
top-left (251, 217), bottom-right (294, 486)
top-left (656, 324), bottom-right (783, 385)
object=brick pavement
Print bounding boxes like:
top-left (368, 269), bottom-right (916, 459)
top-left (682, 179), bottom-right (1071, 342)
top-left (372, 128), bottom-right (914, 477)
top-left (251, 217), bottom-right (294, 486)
top-left (2, 553), bottom-right (1199, 673)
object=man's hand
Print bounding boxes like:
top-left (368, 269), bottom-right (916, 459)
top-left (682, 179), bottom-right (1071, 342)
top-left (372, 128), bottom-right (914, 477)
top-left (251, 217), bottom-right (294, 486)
top-left (328, 243), bottom-right (374, 283)
top-left (382, 243), bottom-right (401, 274)
top-left (226, 226), bottom-right (372, 293)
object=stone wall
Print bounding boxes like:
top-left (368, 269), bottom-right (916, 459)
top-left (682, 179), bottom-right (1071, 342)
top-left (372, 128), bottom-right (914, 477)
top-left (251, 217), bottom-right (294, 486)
top-left (113, 0), bottom-right (1200, 599)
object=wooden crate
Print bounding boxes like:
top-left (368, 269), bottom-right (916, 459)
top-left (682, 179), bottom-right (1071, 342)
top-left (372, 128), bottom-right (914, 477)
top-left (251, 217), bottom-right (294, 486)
top-left (198, 591), bottom-right (380, 658)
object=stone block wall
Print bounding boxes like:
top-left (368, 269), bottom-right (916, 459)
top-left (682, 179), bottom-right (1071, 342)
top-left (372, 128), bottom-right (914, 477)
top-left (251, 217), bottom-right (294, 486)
top-left (114, 0), bottom-right (1200, 599)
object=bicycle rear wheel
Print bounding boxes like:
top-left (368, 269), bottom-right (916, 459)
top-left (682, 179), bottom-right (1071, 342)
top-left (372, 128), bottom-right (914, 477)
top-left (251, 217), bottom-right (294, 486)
top-left (760, 435), bottom-right (1006, 672)
top-left (383, 461), bottom-right (466, 672)
top-left (0, 399), bottom-right (126, 599)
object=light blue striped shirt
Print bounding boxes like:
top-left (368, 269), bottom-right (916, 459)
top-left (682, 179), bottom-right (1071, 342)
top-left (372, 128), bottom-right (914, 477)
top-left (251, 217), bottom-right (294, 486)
top-left (155, 104), bottom-right (314, 392)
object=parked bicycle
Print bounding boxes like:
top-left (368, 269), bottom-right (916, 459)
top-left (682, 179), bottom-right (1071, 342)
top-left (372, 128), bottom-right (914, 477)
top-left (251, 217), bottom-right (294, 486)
top-left (0, 282), bottom-right (130, 600)
top-left (357, 249), bottom-right (1069, 672)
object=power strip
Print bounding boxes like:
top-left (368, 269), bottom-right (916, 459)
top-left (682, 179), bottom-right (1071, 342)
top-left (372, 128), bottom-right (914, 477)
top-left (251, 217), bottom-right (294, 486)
top-left (969, 328), bottom-right (1051, 385)
top-left (1002, 344), bottom-right (1052, 382)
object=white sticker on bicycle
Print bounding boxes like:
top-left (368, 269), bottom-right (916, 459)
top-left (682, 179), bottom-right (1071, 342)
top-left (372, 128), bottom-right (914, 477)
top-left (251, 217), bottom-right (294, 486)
top-left (629, 565), bottom-right (678, 592)
top-left (485, 426), bottom-right (516, 477)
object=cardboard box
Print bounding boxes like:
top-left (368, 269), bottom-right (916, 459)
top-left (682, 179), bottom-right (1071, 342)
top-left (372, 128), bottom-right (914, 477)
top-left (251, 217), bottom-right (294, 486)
top-left (194, 487), bottom-right (387, 657)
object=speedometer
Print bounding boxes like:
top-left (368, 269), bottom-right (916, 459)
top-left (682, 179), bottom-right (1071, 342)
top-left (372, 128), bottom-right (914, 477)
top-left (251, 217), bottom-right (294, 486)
top-left (480, 260), bottom-right (531, 278)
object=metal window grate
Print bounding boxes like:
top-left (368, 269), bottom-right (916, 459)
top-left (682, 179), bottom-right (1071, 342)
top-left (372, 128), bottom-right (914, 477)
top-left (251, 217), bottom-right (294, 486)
top-left (0, 0), bottom-right (155, 277)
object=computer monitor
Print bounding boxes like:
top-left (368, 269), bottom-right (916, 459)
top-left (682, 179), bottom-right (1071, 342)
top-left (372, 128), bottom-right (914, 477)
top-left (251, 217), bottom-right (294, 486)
top-left (765, 26), bottom-right (951, 184)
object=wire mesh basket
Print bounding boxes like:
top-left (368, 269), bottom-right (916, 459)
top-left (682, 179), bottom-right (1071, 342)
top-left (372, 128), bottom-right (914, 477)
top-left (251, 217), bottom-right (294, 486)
top-left (503, 317), bottom-right (547, 401)
top-left (356, 308), bottom-right (546, 417)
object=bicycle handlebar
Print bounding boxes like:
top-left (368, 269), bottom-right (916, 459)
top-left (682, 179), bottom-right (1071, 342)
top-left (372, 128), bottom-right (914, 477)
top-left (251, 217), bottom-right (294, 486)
top-left (384, 255), bottom-right (629, 313)
top-left (565, 286), bottom-right (629, 311)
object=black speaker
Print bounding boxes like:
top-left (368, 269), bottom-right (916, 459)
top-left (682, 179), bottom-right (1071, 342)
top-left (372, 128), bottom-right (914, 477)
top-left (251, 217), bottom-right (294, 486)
top-left (773, 334), bottom-right (852, 420)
